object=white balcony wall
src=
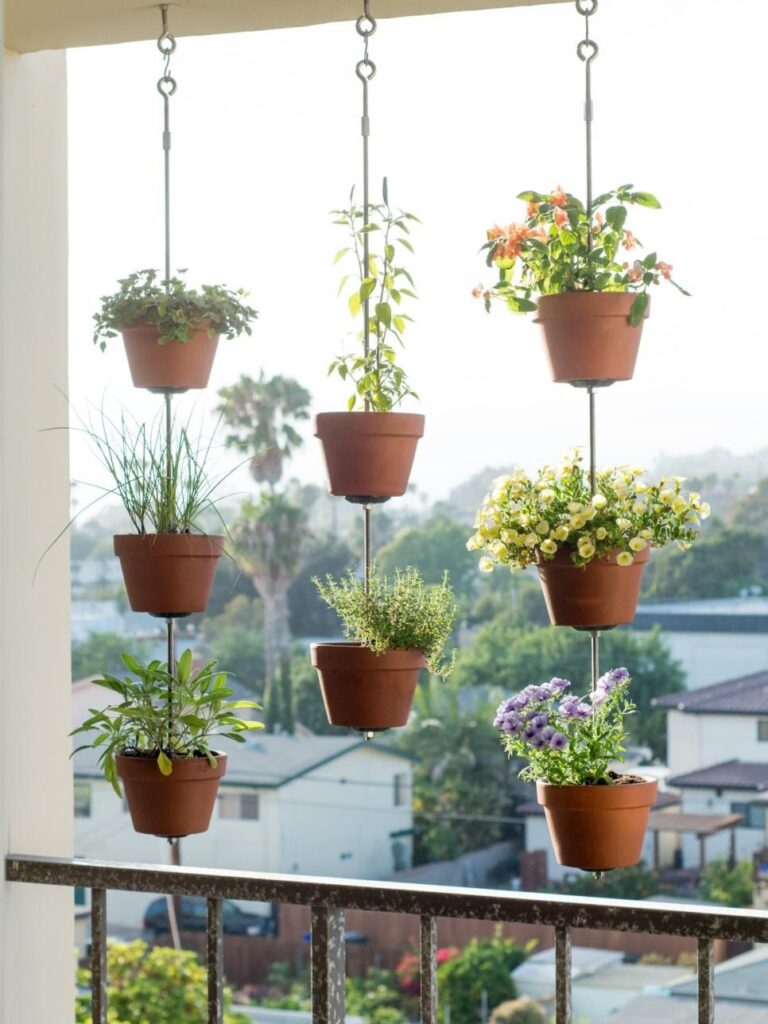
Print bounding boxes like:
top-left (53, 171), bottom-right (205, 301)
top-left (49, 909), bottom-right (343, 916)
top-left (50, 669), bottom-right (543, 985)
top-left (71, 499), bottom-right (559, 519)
top-left (1, 45), bottom-right (72, 1024)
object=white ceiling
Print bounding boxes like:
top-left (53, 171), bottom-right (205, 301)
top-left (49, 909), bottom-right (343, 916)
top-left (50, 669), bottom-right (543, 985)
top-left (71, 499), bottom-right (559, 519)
top-left (5, 0), bottom-right (562, 54)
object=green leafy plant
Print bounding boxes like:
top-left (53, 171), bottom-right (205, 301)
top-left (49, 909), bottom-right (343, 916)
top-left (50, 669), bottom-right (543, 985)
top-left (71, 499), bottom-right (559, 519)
top-left (93, 268), bottom-right (258, 350)
top-left (468, 449), bottom-right (710, 573)
top-left (490, 996), bottom-right (547, 1024)
top-left (314, 567), bottom-right (457, 676)
top-left (494, 668), bottom-right (636, 786)
top-left (436, 931), bottom-right (534, 1024)
top-left (75, 940), bottom-right (248, 1023)
top-left (81, 407), bottom-right (239, 535)
top-left (475, 184), bottom-right (688, 325)
top-left (71, 649), bottom-right (263, 794)
top-left (698, 859), bottom-right (754, 908)
top-left (331, 182), bottom-right (420, 411)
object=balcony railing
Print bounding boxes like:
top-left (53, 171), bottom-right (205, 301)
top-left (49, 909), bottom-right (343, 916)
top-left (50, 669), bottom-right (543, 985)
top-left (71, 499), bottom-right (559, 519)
top-left (6, 853), bottom-right (768, 1024)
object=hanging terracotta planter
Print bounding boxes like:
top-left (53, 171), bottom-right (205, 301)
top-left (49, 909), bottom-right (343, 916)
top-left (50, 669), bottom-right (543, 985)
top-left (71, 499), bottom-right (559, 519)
top-left (310, 642), bottom-right (427, 730)
top-left (536, 545), bottom-right (650, 629)
top-left (314, 412), bottom-right (425, 503)
top-left (117, 752), bottom-right (227, 838)
top-left (536, 775), bottom-right (657, 871)
top-left (534, 293), bottom-right (650, 386)
top-left (121, 321), bottom-right (219, 392)
top-left (114, 533), bottom-right (225, 616)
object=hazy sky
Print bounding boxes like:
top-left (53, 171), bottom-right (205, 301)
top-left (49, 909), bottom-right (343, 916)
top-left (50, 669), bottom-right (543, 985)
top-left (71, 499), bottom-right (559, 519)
top-left (66, 0), bottom-right (767, 511)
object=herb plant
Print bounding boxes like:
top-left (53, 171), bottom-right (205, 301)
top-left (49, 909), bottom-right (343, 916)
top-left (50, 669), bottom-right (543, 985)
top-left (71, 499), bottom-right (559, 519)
top-left (314, 567), bottom-right (457, 676)
top-left (93, 269), bottom-right (258, 350)
top-left (475, 185), bottom-right (688, 326)
top-left (331, 183), bottom-right (420, 411)
top-left (71, 649), bottom-right (263, 795)
top-left (82, 408), bottom-right (236, 535)
top-left (494, 668), bottom-right (635, 786)
top-left (468, 449), bottom-right (709, 573)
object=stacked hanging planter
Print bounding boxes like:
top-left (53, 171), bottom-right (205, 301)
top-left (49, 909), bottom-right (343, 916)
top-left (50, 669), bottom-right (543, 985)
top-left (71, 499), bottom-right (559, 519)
top-left (310, 7), bottom-right (456, 734)
top-left (468, 2), bottom-right (707, 872)
top-left (72, 11), bottom-right (262, 840)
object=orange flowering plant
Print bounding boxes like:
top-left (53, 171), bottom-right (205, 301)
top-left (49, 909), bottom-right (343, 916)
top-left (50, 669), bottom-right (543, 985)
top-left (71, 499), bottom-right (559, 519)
top-left (475, 185), bottom-right (688, 326)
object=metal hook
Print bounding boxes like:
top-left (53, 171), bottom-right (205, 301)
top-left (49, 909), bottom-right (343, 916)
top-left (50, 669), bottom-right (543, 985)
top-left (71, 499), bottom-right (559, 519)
top-left (577, 39), bottom-right (599, 64)
top-left (355, 58), bottom-right (377, 83)
top-left (157, 76), bottom-right (178, 97)
top-left (575, 0), bottom-right (598, 14)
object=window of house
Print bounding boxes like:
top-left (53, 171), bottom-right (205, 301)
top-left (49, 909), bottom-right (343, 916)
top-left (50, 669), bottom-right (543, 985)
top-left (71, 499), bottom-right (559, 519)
top-left (393, 773), bottom-right (409, 807)
top-left (219, 793), bottom-right (259, 820)
top-left (74, 782), bottom-right (91, 818)
top-left (758, 721), bottom-right (768, 742)
top-left (731, 802), bottom-right (767, 829)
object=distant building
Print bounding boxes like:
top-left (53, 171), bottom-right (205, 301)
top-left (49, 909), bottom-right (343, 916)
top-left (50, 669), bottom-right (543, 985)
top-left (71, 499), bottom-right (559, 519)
top-left (633, 597), bottom-right (768, 688)
top-left (73, 681), bottom-right (414, 930)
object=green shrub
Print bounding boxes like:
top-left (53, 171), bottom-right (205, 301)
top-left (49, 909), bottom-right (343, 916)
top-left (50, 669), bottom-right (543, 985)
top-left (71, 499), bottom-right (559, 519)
top-left (437, 932), bottom-right (535, 1024)
top-left (490, 995), bottom-right (547, 1024)
top-left (699, 860), bottom-right (754, 908)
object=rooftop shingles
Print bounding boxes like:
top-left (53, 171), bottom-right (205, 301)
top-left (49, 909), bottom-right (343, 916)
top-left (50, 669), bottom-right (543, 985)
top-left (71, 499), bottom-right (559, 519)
top-left (654, 670), bottom-right (768, 715)
top-left (668, 760), bottom-right (768, 792)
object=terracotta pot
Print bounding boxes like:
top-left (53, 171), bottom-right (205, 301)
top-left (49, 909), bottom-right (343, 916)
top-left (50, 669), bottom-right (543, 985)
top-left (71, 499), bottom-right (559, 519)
top-left (117, 752), bottom-right (227, 838)
top-left (114, 533), bottom-right (225, 616)
top-left (121, 321), bottom-right (219, 392)
top-left (536, 776), bottom-right (658, 871)
top-left (310, 642), bottom-right (427, 731)
top-left (534, 293), bottom-right (650, 386)
top-left (314, 412), bottom-right (425, 503)
top-left (536, 545), bottom-right (650, 629)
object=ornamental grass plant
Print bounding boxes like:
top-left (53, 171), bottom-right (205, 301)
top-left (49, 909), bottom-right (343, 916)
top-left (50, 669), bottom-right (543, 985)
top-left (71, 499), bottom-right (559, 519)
top-left (474, 184), bottom-right (688, 325)
top-left (494, 668), bottom-right (636, 786)
top-left (313, 567), bottom-right (456, 676)
top-left (467, 450), bottom-right (710, 573)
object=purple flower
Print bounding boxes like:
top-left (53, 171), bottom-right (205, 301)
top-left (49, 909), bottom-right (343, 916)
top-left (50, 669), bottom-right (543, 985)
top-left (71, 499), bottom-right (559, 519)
top-left (528, 733), bottom-right (544, 749)
top-left (559, 698), bottom-right (582, 718)
top-left (511, 693), bottom-right (530, 711)
top-left (573, 702), bottom-right (593, 719)
top-left (540, 725), bottom-right (555, 742)
top-left (530, 713), bottom-right (548, 731)
top-left (522, 724), bottom-right (539, 742)
top-left (549, 732), bottom-right (568, 750)
top-left (549, 677), bottom-right (571, 692)
top-left (501, 714), bottom-right (522, 735)
top-left (594, 666), bottom-right (631, 704)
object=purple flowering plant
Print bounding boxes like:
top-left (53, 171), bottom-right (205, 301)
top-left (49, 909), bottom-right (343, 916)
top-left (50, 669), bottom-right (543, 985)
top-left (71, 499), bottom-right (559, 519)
top-left (493, 667), bottom-right (636, 786)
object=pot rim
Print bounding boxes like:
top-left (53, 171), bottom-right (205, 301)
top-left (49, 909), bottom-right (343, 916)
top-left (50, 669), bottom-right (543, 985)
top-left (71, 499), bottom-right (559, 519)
top-left (535, 291), bottom-right (651, 316)
top-left (116, 750), bottom-right (228, 779)
top-left (113, 532), bottom-right (225, 550)
top-left (311, 641), bottom-right (428, 668)
top-left (536, 773), bottom-right (657, 791)
top-left (314, 410), bottom-right (425, 437)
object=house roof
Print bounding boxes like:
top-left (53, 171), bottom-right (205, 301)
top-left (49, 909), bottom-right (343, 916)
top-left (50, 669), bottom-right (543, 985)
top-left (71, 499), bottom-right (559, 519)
top-left (646, 811), bottom-right (743, 836)
top-left (668, 760), bottom-right (768, 792)
top-left (75, 734), bottom-right (414, 789)
top-left (608, 995), bottom-right (768, 1024)
top-left (668, 944), bottom-right (768, 1003)
top-left (654, 670), bottom-right (768, 715)
top-left (633, 596), bottom-right (768, 635)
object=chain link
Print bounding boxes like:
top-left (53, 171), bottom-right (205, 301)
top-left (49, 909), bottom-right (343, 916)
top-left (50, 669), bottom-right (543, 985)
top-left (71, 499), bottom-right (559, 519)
top-left (576, 0), bottom-right (597, 240)
top-left (156, 5), bottom-right (176, 287)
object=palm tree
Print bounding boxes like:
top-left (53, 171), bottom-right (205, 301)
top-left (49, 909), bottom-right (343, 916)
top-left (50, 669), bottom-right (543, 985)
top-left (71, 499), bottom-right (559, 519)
top-left (217, 372), bottom-right (310, 490)
top-left (217, 374), bottom-right (312, 706)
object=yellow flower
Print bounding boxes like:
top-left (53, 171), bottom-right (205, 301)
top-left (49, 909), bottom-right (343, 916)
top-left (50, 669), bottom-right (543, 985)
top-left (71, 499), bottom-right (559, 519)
top-left (540, 488), bottom-right (556, 504)
top-left (592, 493), bottom-right (607, 508)
top-left (577, 538), bottom-right (595, 559)
top-left (518, 513), bottom-right (531, 528)
top-left (616, 517), bottom-right (632, 532)
top-left (616, 551), bottom-right (634, 566)
top-left (570, 513), bottom-right (587, 529)
top-left (595, 526), bottom-right (608, 540)
top-left (524, 533), bottom-right (538, 548)
top-left (634, 480), bottom-right (649, 494)
top-left (554, 525), bottom-right (570, 542)
top-left (631, 466), bottom-right (645, 476)
top-left (466, 534), bottom-right (483, 551)
top-left (540, 538), bottom-right (558, 556)
top-left (659, 489), bottom-right (674, 505)
top-left (478, 557), bottom-right (494, 573)
top-left (672, 495), bottom-right (688, 515)
top-left (536, 520), bottom-right (550, 535)
top-left (629, 537), bottom-right (647, 552)
top-left (500, 529), bottom-right (519, 544)
top-left (568, 501), bottom-right (584, 513)
top-left (490, 540), bottom-right (507, 558)
top-left (479, 524), bottom-right (499, 540)
top-left (640, 528), bottom-right (652, 539)
top-left (700, 502), bottom-right (711, 519)
top-left (632, 501), bottom-right (645, 515)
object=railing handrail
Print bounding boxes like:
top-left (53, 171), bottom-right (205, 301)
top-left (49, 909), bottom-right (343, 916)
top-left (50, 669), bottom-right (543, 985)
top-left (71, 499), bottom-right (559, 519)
top-left (7, 853), bottom-right (768, 942)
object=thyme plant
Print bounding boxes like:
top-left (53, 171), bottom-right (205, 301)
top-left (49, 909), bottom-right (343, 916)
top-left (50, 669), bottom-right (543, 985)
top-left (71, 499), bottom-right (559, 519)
top-left (314, 567), bottom-right (457, 676)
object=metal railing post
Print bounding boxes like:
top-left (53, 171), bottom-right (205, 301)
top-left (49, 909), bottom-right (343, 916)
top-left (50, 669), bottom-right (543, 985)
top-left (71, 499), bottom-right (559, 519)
top-left (420, 915), bottom-right (437, 1024)
top-left (311, 905), bottom-right (346, 1024)
top-left (555, 923), bottom-right (572, 1024)
top-left (697, 937), bottom-right (715, 1024)
top-left (207, 897), bottom-right (224, 1024)
top-left (91, 888), bottom-right (108, 1024)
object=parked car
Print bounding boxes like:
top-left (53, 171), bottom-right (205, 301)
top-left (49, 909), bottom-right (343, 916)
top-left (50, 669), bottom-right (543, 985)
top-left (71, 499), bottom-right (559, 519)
top-left (143, 896), bottom-right (277, 937)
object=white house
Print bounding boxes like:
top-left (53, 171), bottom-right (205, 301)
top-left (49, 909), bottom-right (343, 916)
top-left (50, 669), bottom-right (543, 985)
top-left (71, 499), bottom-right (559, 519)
top-left (632, 597), bottom-right (768, 689)
top-left (654, 669), bottom-right (768, 869)
top-left (73, 679), bottom-right (414, 929)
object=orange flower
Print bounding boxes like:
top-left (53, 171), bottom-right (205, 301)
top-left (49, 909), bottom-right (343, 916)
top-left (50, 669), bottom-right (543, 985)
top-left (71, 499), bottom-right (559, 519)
top-left (594, 211), bottom-right (604, 225)
top-left (554, 208), bottom-right (568, 228)
top-left (655, 260), bottom-right (673, 280)
top-left (624, 230), bottom-right (636, 250)
top-left (627, 260), bottom-right (644, 282)
top-left (550, 186), bottom-right (568, 208)
top-left (526, 202), bottom-right (540, 218)
top-left (487, 225), bottom-right (504, 242)
top-left (471, 285), bottom-right (483, 298)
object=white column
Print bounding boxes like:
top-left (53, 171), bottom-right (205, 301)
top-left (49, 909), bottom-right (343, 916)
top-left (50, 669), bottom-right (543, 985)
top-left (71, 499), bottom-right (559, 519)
top-left (1, 44), bottom-right (73, 1024)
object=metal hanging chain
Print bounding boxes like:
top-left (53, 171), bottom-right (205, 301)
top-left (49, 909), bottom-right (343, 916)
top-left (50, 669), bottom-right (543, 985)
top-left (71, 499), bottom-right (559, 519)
top-left (576, 0), bottom-right (598, 247)
top-left (157, 4), bottom-right (177, 287)
top-left (355, 1), bottom-right (377, 605)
